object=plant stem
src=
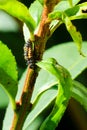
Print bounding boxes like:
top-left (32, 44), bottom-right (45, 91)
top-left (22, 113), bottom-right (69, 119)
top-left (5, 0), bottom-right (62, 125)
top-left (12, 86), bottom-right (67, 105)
top-left (11, 0), bottom-right (60, 129)
top-left (35, 0), bottom-right (60, 60)
top-left (11, 67), bottom-right (38, 130)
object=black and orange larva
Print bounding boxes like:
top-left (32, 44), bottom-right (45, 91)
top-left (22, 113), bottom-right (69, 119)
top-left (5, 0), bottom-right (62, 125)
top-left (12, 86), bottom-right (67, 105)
top-left (24, 39), bottom-right (34, 69)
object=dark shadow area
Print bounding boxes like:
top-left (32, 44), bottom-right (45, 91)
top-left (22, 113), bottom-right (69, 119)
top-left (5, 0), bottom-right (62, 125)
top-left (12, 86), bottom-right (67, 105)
top-left (0, 108), bottom-right (6, 130)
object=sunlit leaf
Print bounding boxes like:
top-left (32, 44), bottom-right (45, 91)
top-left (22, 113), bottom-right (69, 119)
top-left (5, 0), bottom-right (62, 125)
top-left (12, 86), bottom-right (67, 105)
top-left (29, 0), bottom-right (43, 26)
top-left (37, 58), bottom-right (72, 129)
top-left (68, 0), bottom-right (73, 7)
top-left (48, 11), bottom-right (63, 21)
top-left (64, 16), bottom-right (84, 56)
top-left (37, 0), bottom-right (44, 5)
top-left (65, 2), bottom-right (87, 20)
top-left (43, 42), bottom-right (87, 79)
top-left (54, 0), bottom-right (80, 11)
top-left (23, 0), bottom-right (43, 42)
top-left (0, 41), bottom-right (18, 109)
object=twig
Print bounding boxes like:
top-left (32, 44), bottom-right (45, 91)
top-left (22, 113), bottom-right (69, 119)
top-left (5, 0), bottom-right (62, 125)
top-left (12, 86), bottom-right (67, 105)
top-left (11, 0), bottom-right (60, 130)
top-left (11, 67), bottom-right (37, 130)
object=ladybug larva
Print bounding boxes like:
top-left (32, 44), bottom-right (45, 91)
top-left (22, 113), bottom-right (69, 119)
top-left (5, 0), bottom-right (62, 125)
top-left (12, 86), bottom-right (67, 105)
top-left (24, 39), bottom-right (34, 69)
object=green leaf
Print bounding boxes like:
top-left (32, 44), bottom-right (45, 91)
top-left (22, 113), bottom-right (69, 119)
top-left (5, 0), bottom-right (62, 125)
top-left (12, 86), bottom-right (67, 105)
top-left (0, 41), bottom-right (18, 110)
top-left (0, 0), bottom-right (36, 33)
top-left (2, 103), bottom-right (14, 130)
top-left (48, 11), bottom-right (63, 21)
top-left (26, 79), bottom-right (87, 130)
top-left (23, 87), bottom-right (57, 130)
top-left (54, 0), bottom-right (80, 11)
top-left (65, 5), bottom-right (80, 18)
top-left (0, 87), bottom-right (9, 108)
top-left (31, 41), bottom-right (87, 129)
top-left (51, 2), bottom-right (87, 21)
top-left (68, 0), bottom-right (73, 7)
top-left (58, 2), bottom-right (87, 21)
top-left (72, 80), bottom-right (87, 111)
top-left (49, 3), bottom-right (80, 21)
top-left (43, 42), bottom-right (87, 79)
top-left (37, 58), bottom-right (72, 130)
top-left (33, 41), bottom-right (87, 109)
top-left (29, 0), bottom-right (43, 26)
top-left (37, 0), bottom-right (44, 5)
top-left (68, 2), bottom-right (87, 20)
top-left (3, 69), bottom-right (27, 130)
top-left (64, 16), bottom-right (84, 56)
top-left (0, 0), bottom-right (12, 4)
top-left (37, 58), bottom-right (62, 78)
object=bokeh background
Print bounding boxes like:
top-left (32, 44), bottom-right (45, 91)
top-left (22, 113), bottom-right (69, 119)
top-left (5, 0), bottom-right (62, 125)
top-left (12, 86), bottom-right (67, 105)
top-left (0, 0), bottom-right (87, 130)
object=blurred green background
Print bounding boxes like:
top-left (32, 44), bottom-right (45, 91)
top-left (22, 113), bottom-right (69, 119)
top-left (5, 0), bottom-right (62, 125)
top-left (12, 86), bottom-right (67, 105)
top-left (0, 0), bottom-right (87, 130)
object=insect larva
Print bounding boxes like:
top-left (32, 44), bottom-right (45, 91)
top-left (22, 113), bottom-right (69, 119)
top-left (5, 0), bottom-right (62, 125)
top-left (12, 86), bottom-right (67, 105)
top-left (24, 39), bottom-right (34, 69)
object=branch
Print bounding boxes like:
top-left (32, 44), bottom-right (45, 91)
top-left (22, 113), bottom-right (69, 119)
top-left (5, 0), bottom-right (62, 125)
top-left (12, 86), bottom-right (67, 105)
top-left (11, 0), bottom-right (60, 130)
top-left (35, 0), bottom-right (60, 60)
top-left (11, 68), bottom-right (38, 130)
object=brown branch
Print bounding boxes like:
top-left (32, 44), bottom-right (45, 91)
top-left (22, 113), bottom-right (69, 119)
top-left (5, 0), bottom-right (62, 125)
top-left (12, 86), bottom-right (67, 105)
top-left (11, 67), bottom-right (38, 130)
top-left (11, 0), bottom-right (60, 130)
top-left (35, 0), bottom-right (60, 61)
